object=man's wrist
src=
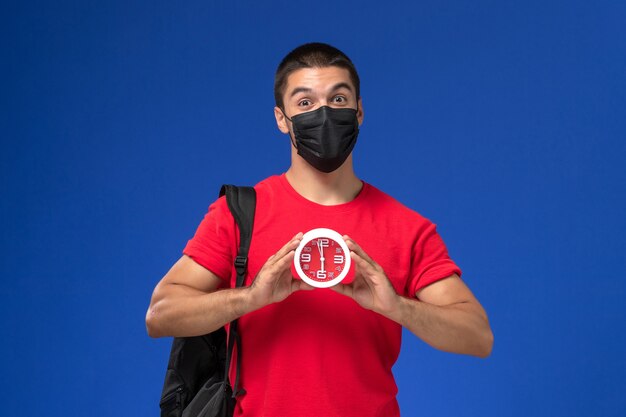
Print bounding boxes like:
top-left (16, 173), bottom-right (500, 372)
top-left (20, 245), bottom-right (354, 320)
top-left (383, 294), bottom-right (412, 326)
top-left (239, 284), bottom-right (264, 315)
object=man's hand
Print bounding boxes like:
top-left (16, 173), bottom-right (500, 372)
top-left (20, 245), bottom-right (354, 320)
top-left (248, 232), bottom-right (313, 309)
top-left (330, 236), bottom-right (493, 357)
top-left (331, 235), bottom-right (400, 316)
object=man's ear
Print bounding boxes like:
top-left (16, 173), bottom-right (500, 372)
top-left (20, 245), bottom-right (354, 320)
top-left (357, 98), bottom-right (364, 126)
top-left (274, 106), bottom-right (290, 134)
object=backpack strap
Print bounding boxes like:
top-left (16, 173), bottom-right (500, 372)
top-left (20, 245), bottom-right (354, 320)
top-left (220, 185), bottom-right (256, 400)
top-left (220, 185), bottom-right (256, 287)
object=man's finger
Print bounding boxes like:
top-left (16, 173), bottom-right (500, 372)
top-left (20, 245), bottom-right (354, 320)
top-left (330, 283), bottom-right (352, 298)
top-left (343, 235), bottom-right (376, 266)
top-left (272, 249), bottom-right (296, 272)
top-left (350, 249), bottom-right (377, 278)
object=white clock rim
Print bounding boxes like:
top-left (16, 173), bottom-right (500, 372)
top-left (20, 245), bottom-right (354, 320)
top-left (294, 228), bottom-right (352, 289)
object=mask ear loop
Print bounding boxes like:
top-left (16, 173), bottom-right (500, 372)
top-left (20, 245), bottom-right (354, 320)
top-left (279, 107), bottom-right (299, 150)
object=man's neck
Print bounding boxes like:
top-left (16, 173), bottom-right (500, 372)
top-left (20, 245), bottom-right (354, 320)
top-left (285, 156), bottom-right (363, 206)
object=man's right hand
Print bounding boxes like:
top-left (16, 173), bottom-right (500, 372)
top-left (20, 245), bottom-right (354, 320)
top-left (146, 233), bottom-right (313, 338)
top-left (247, 232), bottom-right (313, 309)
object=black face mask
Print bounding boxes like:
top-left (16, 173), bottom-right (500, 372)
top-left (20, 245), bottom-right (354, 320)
top-left (282, 106), bottom-right (360, 173)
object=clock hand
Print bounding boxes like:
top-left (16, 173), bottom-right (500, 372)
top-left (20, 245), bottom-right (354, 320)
top-left (320, 240), bottom-right (325, 272)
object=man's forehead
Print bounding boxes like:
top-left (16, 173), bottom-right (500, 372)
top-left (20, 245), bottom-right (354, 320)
top-left (285, 66), bottom-right (355, 95)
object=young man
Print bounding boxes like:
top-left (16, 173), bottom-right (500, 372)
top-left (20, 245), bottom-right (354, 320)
top-left (147, 43), bottom-right (493, 416)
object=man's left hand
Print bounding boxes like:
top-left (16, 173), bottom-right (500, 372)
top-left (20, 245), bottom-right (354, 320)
top-left (331, 236), bottom-right (399, 315)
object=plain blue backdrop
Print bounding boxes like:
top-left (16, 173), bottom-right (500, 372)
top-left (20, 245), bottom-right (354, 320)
top-left (2, 1), bottom-right (625, 416)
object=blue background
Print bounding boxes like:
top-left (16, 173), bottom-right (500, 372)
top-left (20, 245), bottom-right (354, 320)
top-left (2, 1), bottom-right (625, 416)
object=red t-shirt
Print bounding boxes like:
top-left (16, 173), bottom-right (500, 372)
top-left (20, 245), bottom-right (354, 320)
top-left (183, 174), bottom-right (461, 417)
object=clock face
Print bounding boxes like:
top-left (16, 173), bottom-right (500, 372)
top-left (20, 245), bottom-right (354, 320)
top-left (294, 228), bottom-right (351, 288)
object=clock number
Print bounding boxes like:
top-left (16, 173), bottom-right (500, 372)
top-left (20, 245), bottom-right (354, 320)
top-left (334, 255), bottom-right (344, 264)
top-left (317, 238), bottom-right (329, 247)
top-left (300, 253), bottom-right (311, 262)
top-left (316, 270), bottom-right (327, 280)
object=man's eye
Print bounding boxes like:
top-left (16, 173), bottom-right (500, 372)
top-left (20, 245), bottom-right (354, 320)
top-left (332, 96), bottom-right (346, 103)
top-left (298, 99), bottom-right (312, 107)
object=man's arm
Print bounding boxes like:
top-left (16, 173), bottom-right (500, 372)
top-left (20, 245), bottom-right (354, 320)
top-left (331, 236), bottom-right (493, 358)
top-left (146, 233), bottom-right (311, 338)
top-left (391, 274), bottom-right (493, 357)
top-left (146, 255), bottom-right (252, 338)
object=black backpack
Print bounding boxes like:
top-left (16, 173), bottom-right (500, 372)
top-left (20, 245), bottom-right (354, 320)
top-left (159, 185), bottom-right (256, 417)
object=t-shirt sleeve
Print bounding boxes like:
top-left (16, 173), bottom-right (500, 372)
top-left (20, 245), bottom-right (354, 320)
top-left (406, 222), bottom-right (462, 297)
top-left (182, 196), bottom-right (236, 283)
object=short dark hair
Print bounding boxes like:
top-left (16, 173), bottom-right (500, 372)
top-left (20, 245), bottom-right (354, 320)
top-left (274, 42), bottom-right (361, 109)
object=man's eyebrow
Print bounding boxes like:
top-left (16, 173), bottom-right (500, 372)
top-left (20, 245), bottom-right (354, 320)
top-left (288, 82), bottom-right (354, 98)
top-left (289, 87), bottom-right (312, 98)
top-left (330, 82), bottom-right (353, 93)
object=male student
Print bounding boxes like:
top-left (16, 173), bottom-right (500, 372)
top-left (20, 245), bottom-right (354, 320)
top-left (147, 42), bottom-right (493, 416)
